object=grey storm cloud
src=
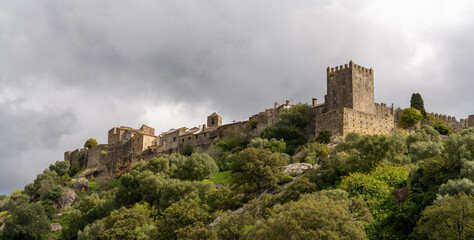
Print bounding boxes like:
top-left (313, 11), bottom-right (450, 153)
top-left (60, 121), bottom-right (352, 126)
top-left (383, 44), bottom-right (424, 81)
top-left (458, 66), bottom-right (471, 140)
top-left (1, 0), bottom-right (474, 194)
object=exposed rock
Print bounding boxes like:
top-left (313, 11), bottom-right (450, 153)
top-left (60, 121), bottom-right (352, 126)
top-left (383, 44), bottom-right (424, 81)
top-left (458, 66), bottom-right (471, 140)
top-left (284, 163), bottom-right (313, 176)
top-left (77, 165), bottom-right (107, 180)
top-left (59, 188), bottom-right (77, 209)
top-left (72, 178), bottom-right (89, 192)
top-left (51, 223), bottom-right (62, 232)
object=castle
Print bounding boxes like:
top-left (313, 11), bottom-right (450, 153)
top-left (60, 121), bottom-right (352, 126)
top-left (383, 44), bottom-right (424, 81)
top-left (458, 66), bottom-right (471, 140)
top-left (64, 61), bottom-right (474, 176)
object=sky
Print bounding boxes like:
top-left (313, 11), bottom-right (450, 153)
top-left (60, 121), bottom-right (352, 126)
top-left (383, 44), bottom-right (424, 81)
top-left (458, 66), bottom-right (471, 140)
top-left (1, 0), bottom-right (473, 194)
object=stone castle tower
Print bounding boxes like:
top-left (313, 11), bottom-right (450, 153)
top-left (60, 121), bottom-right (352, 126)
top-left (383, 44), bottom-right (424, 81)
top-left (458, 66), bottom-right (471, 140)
top-left (316, 61), bottom-right (394, 136)
top-left (207, 112), bottom-right (222, 127)
top-left (326, 60), bottom-right (375, 114)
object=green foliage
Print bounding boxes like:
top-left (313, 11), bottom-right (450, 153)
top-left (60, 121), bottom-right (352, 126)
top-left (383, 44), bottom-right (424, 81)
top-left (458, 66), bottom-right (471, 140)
top-left (77, 220), bottom-right (104, 240)
top-left (409, 141), bottom-right (443, 162)
top-left (84, 138), bottom-right (98, 149)
top-left (249, 192), bottom-right (371, 239)
top-left (340, 172), bottom-right (391, 220)
top-left (294, 141), bottom-right (329, 165)
top-left (434, 121), bottom-right (450, 135)
top-left (461, 161), bottom-right (474, 181)
top-left (0, 203), bottom-right (50, 240)
top-left (315, 130), bottom-right (331, 144)
top-left (49, 160), bottom-right (70, 176)
top-left (334, 133), bottom-right (408, 173)
top-left (410, 93), bottom-right (426, 117)
top-left (437, 178), bottom-right (474, 198)
top-left (207, 186), bottom-right (241, 211)
top-left (371, 164), bottom-right (411, 188)
top-left (203, 170), bottom-right (232, 184)
top-left (157, 201), bottom-right (211, 240)
top-left (182, 143), bottom-right (195, 156)
top-left (400, 107), bottom-right (423, 128)
top-left (45, 185), bottom-right (63, 203)
top-left (175, 222), bottom-right (217, 240)
top-left (415, 193), bottom-right (474, 240)
top-left (247, 119), bottom-right (258, 131)
top-left (275, 177), bottom-right (318, 204)
top-left (179, 153), bottom-right (219, 181)
top-left (248, 137), bottom-right (287, 153)
top-left (232, 147), bottom-right (288, 191)
top-left (406, 125), bottom-right (441, 145)
top-left (214, 212), bottom-right (256, 240)
top-left (101, 205), bottom-right (155, 240)
top-left (61, 193), bottom-right (115, 240)
top-left (261, 103), bottom-right (314, 154)
top-left (69, 166), bottom-right (84, 178)
top-left (443, 128), bottom-right (474, 170)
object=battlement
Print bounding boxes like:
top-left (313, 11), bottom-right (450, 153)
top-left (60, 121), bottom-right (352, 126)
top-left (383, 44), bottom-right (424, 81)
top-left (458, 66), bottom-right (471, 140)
top-left (327, 60), bottom-right (373, 75)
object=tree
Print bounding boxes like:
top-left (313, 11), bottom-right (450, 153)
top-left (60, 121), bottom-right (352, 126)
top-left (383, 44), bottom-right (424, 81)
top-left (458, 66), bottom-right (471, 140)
top-left (315, 130), bottom-right (331, 144)
top-left (179, 153), bottom-right (218, 181)
top-left (400, 108), bottom-right (423, 128)
top-left (232, 147), bottom-right (287, 191)
top-left (437, 178), bottom-right (474, 198)
top-left (416, 193), bottom-right (474, 240)
top-left (249, 193), bottom-right (370, 239)
top-left (101, 205), bottom-right (155, 240)
top-left (157, 201), bottom-right (211, 240)
top-left (410, 93), bottom-right (427, 117)
top-left (0, 203), bottom-right (50, 240)
top-left (434, 121), bottom-right (450, 135)
top-left (182, 144), bottom-right (195, 156)
top-left (261, 103), bottom-right (314, 154)
top-left (49, 160), bottom-right (71, 176)
top-left (84, 138), bottom-right (98, 149)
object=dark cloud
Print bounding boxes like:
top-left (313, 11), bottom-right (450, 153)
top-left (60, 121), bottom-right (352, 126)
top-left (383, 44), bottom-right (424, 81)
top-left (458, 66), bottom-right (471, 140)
top-left (1, 0), bottom-right (473, 194)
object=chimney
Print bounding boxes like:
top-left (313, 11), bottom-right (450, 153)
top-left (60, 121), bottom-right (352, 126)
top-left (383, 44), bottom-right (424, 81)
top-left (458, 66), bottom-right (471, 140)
top-left (312, 98), bottom-right (317, 106)
top-left (202, 124), bottom-right (206, 131)
top-left (274, 102), bottom-right (278, 108)
top-left (286, 100), bottom-right (290, 106)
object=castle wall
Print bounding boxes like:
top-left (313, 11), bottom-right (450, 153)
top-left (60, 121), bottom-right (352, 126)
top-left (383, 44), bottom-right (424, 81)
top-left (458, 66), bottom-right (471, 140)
top-left (315, 108), bottom-right (345, 136)
top-left (315, 108), bottom-right (394, 137)
top-left (343, 108), bottom-right (393, 135)
top-left (87, 144), bottom-right (105, 168)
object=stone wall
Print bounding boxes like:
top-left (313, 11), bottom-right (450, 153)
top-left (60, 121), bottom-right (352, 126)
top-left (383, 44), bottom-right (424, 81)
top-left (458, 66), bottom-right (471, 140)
top-left (87, 144), bottom-right (105, 168)
top-left (315, 108), bottom-right (344, 136)
top-left (343, 108), bottom-right (393, 135)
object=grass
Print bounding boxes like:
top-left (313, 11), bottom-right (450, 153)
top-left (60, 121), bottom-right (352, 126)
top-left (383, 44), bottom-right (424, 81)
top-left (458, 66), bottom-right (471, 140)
top-left (0, 211), bottom-right (7, 217)
top-left (89, 180), bottom-right (97, 191)
top-left (204, 171), bottom-right (232, 184)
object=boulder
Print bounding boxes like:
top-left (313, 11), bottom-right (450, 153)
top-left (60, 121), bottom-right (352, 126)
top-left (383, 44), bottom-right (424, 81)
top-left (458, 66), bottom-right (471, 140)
top-left (72, 177), bottom-right (89, 192)
top-left (59, 188), bottom-right (77, 209)
top-left (77, 165), bottom-right (107, 179)
top-left (51, 223), bottom-right (62, 232)
top-left (284, 163), bottom-right (313, 176)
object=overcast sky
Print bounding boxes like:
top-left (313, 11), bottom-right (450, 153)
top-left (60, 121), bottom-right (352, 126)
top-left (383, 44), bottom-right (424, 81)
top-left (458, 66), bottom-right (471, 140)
top-left (1, 0), bottom-right (473, 194)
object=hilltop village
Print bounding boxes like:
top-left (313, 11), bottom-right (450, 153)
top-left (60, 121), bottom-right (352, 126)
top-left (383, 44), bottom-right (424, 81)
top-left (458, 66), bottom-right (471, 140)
top-left (64, 61), bottom-right (474, 177)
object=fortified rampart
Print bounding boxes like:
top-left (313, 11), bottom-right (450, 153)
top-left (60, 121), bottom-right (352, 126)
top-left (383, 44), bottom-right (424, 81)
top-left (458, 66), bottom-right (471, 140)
top-left (64, 60), bottom-right (473, 178)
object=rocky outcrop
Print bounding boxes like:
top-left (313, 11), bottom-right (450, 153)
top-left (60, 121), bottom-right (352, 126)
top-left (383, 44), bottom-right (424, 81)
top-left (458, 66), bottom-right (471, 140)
top-left (72, 178), bottom-right (89, 192)
top-left (77, 165), bottom-right (107, 180)
top-left (59, 188), bottom-right (77, 209)
top-left (284, 163), bottom-right (313, 176)
top-left (51, 223), bottom-right (62, 232)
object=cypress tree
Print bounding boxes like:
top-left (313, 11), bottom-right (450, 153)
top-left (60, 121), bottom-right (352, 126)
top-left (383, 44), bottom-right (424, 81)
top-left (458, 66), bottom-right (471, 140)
top-left (410, 93), bottom-right (426, 117)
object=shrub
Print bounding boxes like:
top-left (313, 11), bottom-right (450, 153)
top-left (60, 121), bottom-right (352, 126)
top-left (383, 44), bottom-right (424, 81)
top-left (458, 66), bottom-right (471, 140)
top-left (315, 130), bottom-right (331, 144)
top-left (399, 108), bottom-right (423, 128)
top-left (182, 143), bottom-right (195, 156)
top-left (84, 138), bottom-right (98, 149)
top-left (247, 119), bottom-right (258, 131)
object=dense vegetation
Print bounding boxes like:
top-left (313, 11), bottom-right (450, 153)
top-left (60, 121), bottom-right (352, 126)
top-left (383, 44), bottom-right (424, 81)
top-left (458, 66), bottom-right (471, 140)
top-left (0, 104), bottom-right (473, 239)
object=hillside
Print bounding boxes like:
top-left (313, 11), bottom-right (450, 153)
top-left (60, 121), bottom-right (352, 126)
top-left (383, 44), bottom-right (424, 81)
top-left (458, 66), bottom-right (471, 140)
top-left (0, 103), bottom-right (473, 240)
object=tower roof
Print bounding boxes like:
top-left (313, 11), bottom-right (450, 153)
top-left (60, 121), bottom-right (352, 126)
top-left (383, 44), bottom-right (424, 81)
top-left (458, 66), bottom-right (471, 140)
top-left (208, 112), bottom-right (220, 117)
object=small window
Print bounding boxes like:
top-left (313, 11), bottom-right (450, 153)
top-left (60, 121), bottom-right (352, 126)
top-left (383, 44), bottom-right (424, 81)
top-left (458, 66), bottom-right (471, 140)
top-left (173, 137), bottom-right (176, 142)
top-left (212, 119), bottom-right (215, 124)
top-left (195, 135), bottom-right (198, 139)
top-left (188, 137), bottom-right (191, 140)
top-left (182, 139), bottom-right (184, 143)
top-left (204, 133), bottom-right (207, 137)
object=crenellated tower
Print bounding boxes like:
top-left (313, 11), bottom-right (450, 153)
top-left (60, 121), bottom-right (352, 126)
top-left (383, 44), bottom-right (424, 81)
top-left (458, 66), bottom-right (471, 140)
top-left (326, 60), bottom-right (375, 114)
